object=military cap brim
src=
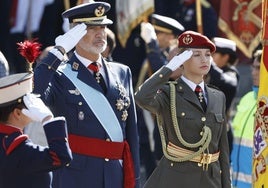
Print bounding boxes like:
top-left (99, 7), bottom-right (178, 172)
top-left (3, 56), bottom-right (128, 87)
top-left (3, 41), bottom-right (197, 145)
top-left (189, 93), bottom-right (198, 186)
top-left (150, 14), bottom-right (185, 35)
top-left (62, 2), bottom-right (113, 25)
top-left (0, 73), bottom-right (33, 107)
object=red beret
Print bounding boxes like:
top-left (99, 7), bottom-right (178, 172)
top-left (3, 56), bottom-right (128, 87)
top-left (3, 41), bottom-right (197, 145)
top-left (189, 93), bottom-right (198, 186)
top-left (177, 30), bottom-right (216, 53)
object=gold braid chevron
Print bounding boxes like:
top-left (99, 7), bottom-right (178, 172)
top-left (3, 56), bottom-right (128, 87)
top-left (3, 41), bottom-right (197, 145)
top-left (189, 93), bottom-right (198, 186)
top-left (156, 82), bottom-right (212, 162)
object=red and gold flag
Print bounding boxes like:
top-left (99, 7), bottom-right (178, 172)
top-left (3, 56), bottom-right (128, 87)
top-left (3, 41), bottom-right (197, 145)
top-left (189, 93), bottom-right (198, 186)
top-left (218, 0), bottom-right (262, 58)
top-left (253, 0), bottom-right (268, 187)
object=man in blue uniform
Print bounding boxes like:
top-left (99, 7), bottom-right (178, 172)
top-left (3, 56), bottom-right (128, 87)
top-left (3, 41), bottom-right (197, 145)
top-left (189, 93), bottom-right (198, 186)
top-left (33, 2), bottom-right (140, 188)
top-left (0, 72), bottom-right (72, 188)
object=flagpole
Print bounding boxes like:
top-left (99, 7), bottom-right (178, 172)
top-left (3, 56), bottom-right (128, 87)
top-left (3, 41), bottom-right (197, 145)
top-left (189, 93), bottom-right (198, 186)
top-left (64, 0), bottom-right (70, 10)
top-left (196, 0), bottom-right (203, 34)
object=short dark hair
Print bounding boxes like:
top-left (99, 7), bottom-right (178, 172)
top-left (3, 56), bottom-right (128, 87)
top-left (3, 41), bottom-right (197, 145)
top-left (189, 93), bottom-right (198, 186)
top-left (0, 101), bottom-right (25, 122)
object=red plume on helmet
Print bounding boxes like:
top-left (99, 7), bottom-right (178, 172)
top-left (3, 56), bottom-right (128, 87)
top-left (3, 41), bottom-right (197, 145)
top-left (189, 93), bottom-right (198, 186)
top-left (17, 38), bottom-right (42, 72)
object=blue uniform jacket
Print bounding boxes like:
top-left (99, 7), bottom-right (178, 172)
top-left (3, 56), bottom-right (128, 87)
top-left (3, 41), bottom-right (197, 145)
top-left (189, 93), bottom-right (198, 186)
top-left (0, 119), bottom-right (72, 188)
top-left (33, 52), bottom-right (140, 188)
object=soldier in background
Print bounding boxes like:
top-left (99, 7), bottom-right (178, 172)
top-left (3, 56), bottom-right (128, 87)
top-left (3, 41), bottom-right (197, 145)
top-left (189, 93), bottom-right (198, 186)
top-left (207, 37), bottom-right (240, 158)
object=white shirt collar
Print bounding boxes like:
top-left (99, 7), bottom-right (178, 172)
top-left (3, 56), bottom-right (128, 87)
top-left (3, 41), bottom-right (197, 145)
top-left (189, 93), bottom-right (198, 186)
top-left (180, 76), bottom-right (205, 92)
top-left (74, 51), bottom-right (102, 68)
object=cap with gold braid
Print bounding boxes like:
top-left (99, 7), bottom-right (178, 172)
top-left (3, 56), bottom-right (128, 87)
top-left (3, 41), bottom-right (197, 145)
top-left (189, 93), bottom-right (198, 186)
top-left (150, 14), bottom-right (185, 36)
top-left (0, 73), bottom-right (33, 107)
top-left (62, 1), bottom-right (113, 25)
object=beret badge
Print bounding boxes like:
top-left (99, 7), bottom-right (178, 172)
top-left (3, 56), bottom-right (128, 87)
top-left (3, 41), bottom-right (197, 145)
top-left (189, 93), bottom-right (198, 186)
top-left (182, 34), bottom-right (193, 45)
top-left (95, 6), bottom-right (105, 17)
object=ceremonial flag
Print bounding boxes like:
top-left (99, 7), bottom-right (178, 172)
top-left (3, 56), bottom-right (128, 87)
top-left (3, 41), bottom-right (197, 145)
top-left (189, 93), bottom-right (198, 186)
top-left (253, 0), bottom-right (268, 187)
top-left (218, 0), bottom-right (262, 58)
top-left (116, 0), bottom-right (154, 47)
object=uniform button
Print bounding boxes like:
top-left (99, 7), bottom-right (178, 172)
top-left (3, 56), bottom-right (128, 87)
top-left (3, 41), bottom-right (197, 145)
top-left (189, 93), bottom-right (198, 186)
top-left (64, 138), bottom-right (68, 142)
top-left (201, 117), bottom-right (206, 121)
top-left (159, 74), bottom-right (163, 78)
top-left (78, 102), bottom-right (82, 105)
top-left (170, 163), bottom-right (173, 167)
top-left (105, 139), bottom-right (110, 161)
top-left (200, 131), bottom-right (203, 136)
top-left (181, 112), bottom-right (185, 116)
top-left (66, 163), bottom-right (70, 166)
top-left (179, 86), bottom-right (182, 90)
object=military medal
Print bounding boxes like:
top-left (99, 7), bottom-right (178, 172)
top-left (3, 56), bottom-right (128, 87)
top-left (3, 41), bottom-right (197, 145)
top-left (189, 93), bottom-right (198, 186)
top-left (115, 82), bottom-right (130, 121)
top-left (116, 99), bottom-right (124, 111)
top-left (122, 110), bottom-right (128, 121)
top-left (95, 72), bottom-right (101, 83)
top-left (78, 111), bottom-right (85, 120)
top-left (198, 92), bottom-right (204, 102)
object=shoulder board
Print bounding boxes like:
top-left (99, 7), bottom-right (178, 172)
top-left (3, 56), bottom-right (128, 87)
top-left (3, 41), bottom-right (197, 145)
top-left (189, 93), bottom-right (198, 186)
top-left (3, 132), bottom-right (28, 155)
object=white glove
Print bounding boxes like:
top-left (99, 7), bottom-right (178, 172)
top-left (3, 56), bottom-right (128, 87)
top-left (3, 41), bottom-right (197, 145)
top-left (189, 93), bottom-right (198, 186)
top-left (55, 23), bottom-right (87, 53)
top-left (165, 50), bottom-right (193, 71)
top-left (140, 22), bottom-right (157, 44)
top-left (22, 94), bottom-right (53, 123)
top-left (62, 18), bottom-right (70, 33)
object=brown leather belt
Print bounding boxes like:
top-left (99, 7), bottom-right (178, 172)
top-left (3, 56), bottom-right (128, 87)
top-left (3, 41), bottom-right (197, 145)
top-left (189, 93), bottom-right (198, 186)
top-left (167, 142), bottom-right (219, 170)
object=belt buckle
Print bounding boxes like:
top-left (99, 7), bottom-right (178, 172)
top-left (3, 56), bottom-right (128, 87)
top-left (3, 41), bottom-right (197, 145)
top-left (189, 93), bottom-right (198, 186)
top-left (199, 153), bottom-right (212, 171)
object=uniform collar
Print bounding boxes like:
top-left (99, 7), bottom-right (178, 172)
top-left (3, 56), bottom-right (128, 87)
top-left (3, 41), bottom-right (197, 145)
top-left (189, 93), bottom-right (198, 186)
top-left (74, 51), bottom-right (102, 68)
top-left (0, 123), bottom-right (22, 134)
top-left (180, 76), bottom-right (205, 92)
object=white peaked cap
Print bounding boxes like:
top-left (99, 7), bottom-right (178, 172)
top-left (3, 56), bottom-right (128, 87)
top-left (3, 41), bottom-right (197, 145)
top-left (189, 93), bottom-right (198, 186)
top-left (0, 73), bottom-right (33, 107)
top-left (213, 37), bottom-right (236, 52)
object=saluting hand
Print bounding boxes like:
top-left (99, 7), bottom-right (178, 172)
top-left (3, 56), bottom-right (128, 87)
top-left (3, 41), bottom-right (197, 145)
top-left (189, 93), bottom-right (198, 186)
top-left (55, 23), bottom-right (87, 53)
top-left (166, 50), bottom-right (193, 71)
top-left (22, 94), bottom-right (53, 124)
top-left (140, 22), bottom-right (157, 44)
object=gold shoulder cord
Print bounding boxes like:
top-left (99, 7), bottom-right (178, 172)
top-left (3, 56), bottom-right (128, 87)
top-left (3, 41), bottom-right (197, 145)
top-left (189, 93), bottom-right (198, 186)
top-left (156, 82), bottom-right (212, 162)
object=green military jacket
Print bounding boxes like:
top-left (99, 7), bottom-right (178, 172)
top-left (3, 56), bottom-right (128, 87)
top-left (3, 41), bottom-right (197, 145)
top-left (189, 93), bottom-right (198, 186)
top-left (135, 67), bottom-right (231, 188)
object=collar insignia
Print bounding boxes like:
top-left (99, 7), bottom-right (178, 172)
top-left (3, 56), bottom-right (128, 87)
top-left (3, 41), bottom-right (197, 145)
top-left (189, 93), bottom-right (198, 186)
top-left (72, 62), bottom-right (79, 70)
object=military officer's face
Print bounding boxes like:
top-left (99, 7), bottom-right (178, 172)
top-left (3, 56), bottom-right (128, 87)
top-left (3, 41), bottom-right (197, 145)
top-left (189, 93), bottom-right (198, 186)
top-left (182, 48), bottom-right (212, 82)
top-left (157, 32), bottom-right (175, 49)
top-left (212, 52), bottom-right (229, 68)
top-left (77, 25), bottom-right (107, 55)
top-left (9, 107), bottom-right (32, 129)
